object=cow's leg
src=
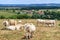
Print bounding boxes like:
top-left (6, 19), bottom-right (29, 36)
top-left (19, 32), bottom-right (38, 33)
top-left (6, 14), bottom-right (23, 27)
top-left (25, 32), bottom-right (31, 40)
top-left (30, 31), bottom-right (34, 38)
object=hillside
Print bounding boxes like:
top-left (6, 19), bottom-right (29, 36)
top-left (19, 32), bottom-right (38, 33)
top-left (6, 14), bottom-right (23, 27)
top-left (0, 3), bottom-right (60, 9)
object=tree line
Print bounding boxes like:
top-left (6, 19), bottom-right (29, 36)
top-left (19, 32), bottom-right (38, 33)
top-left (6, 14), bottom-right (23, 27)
top-left (0, 10), bottom-right (60, 20)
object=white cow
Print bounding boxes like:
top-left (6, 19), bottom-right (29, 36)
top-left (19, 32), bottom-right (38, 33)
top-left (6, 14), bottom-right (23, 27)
top-left (6, 25), bottom-right (16, 30)
top-left (5, 24), bottom-right (23, 30)
top-left (45, 20), bottom-right (55, 27)
top-left (3, 20), bottom-right (9, 26)
top-left (24, 23), bottom-right (36, 39)
top-left (37, 19), bottom-right (45, 26)
top-left (37, 19), bottom-right (55, 27)
top-left (2, 20), bottom-right (23, 30)
top-left (37, 19), bottom-right (45, 24)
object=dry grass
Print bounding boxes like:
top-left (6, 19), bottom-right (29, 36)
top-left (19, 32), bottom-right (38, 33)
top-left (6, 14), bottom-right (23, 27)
top-left (0, 19), bottom-right (60, 40)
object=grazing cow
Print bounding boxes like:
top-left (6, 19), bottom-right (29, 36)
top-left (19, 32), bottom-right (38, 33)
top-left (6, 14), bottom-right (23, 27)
top-left (37, 19), bottom-right (45, 26)
top-left (37, 19), bottom-right (55, 27)
top-left (45, 20), bottom-right (55, 27)
top-left (24, 23), bottom-right (36, 39)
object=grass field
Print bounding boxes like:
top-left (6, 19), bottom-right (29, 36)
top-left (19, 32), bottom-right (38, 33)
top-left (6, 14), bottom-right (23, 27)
top-left (0, 10), bottom-right (17, 18)
top-left (0, 19), bottom-right (60, 40)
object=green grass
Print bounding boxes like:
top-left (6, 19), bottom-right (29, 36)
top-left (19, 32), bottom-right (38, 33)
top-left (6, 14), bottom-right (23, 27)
top-left (0, 10), bottom-right (17, 18)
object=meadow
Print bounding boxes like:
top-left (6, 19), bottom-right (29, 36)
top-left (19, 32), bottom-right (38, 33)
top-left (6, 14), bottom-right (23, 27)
top-left (0, 19), bottom-right (60, 40)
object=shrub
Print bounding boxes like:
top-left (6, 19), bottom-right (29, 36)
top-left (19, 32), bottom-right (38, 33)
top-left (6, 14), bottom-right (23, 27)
top-left (0, 15), bottom-right (5, 19)
top-left (17, 14), bottom-right (31, 19)
top-left (8, 15), bottom-right (17, 19)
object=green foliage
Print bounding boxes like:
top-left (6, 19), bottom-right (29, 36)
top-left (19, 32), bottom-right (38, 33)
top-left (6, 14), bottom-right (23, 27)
top-left (32, 13), bottom-right (41, 19)
top-left (44, 10), bottom-right (60, 20)
top-left (0, 15), bottom-right (5, 19)
top-left (0, 9), bottom-right (60, 19)
top-left (12, 9), bottom-right (15, 12)
top-left (17, 14), bottom-right (31, 19)
top-left (17, 12), bottom-right (20, 14)
top-left (8, 15), bottom-right (17, 19)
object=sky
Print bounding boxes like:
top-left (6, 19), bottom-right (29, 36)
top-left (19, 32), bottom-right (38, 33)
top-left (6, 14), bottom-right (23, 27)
top-left (0, 0), bottom-right (60, 4)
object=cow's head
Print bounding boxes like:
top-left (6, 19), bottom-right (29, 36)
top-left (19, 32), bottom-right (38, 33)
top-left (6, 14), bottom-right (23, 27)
top-left (3, 21), bottom-right (9, 26)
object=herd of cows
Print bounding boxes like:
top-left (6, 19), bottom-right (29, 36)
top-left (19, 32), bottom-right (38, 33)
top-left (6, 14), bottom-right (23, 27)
top-left (2, 19), bottom-right (56, 39)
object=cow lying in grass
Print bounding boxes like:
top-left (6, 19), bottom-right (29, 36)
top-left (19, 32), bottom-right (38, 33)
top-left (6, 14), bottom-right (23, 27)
top-left (6, 24), bottom-right (23, 30)
top-left (2, 19), bottom-right (23, 30)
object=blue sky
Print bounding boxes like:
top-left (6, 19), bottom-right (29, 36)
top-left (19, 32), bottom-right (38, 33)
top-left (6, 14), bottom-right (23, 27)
top-left (0, 0), bottom-right (60, 4)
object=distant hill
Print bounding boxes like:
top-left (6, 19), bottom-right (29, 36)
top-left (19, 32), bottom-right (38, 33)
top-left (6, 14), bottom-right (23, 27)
top-left (0, 3), bottom-right (60, 7)
top-left (0, 3), bottom-right (60, 9)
